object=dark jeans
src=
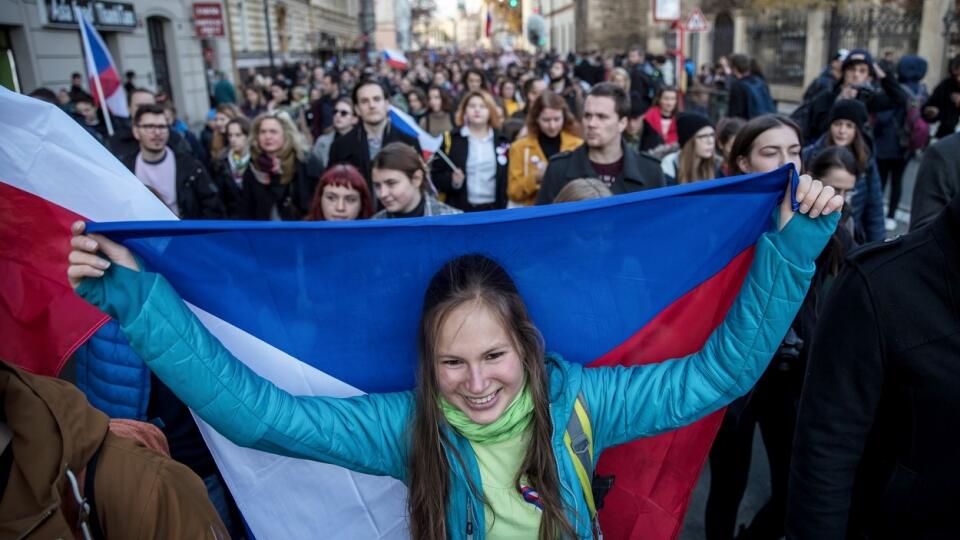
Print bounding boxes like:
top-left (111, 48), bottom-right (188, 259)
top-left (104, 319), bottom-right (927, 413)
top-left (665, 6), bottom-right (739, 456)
top-left (877, 158), bottom-right (908, 219)
top-left (704, 362), bottom-right (801, 540)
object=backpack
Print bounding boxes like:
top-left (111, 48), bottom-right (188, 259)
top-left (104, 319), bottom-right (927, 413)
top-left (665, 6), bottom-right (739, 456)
top-left (898, 83), bottom-right (931, 151)
top-left (741, 76), bottom-right (777, 119)
top-left (564, 392), bottom-right (613, 537)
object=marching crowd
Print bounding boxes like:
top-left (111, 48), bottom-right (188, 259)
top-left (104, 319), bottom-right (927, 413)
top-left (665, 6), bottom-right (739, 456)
top-left (8, 43), bottom-right (960, 540)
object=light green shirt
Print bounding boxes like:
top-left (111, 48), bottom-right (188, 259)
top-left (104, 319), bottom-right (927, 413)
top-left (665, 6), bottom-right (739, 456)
top-left (469, 427), bottom-right (542, 538)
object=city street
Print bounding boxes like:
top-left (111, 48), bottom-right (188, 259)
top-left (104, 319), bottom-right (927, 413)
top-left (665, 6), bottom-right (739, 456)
top-left (3, 0), bottom-right (957, 537)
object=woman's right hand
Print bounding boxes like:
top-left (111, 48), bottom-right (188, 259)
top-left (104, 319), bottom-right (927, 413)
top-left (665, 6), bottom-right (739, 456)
top-left (67, 220), bottom-right (139, 289)
top-left (452, 168), bottom-right (466, 189)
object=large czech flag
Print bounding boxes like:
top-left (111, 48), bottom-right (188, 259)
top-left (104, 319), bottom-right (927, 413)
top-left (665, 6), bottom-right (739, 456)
top-left (1, 86), bottom-right (796, 539)
top-left (75, 6), bottom-right (128, 118)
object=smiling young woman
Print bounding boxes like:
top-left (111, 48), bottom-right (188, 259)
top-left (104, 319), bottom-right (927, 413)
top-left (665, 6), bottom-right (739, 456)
top-left (67, 170), bottom-right (842, 539)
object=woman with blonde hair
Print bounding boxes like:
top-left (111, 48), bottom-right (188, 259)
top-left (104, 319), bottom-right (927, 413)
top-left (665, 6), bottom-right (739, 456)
top-left (507, 92), bottom-right (583, 206)
top-left (552, 177), bottom-right (613, 203)
top-left (432, 90), bottom-right (511, 211)
top-left (609, 67), bottom-right (631, 93)
top-left (241, 110), bottom-right (320, 220)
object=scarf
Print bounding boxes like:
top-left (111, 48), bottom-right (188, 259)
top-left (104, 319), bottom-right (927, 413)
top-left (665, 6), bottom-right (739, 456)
top-left (228, 151), bottom-right (250, 185)
top-left (253, 147), bottom-right (297, 186)
top-left (440, 384), bottom-right (533, 445)
top-left (643, 105), bottom-right (678, 146)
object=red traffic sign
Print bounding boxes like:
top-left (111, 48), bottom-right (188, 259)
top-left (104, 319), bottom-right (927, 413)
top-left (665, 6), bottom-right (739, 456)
top-left (685, 8), bottom-right (710, 33)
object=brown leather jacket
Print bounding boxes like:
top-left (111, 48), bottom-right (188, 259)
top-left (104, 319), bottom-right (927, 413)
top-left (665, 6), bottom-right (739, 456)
top-left (0, 361), bottom-right (228, 539)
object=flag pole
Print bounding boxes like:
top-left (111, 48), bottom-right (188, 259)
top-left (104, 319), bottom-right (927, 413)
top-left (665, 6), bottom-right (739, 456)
top-left (434, 149), bottom-right (457, 171)
top-left (74, 5), bottom-right (114, 137)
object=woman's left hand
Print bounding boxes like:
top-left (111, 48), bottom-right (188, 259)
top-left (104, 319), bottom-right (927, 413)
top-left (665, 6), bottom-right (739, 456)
top-left (779, 174), bottom-right (844, 231)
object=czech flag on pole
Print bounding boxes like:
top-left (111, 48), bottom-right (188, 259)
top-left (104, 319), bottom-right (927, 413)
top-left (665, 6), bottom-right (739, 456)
top-left (382, 48), bottom-right (409, 70)
top-left (75, 6), bottom-right (128, 118)
top-left (1, 86), bottom-right (796, 539)
top-left (389, 105), bottom-right (442, 160)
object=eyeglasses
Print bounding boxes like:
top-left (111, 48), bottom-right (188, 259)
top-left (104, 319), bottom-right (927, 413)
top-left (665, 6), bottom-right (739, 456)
top-left (137, 124), bottom-right (169, 132)
top-left (334, 110), bottom-right (352, 117)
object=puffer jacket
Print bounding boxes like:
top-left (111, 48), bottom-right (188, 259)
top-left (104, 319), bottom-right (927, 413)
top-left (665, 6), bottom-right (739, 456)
top-left (76, 211), bottom-right (836, 539)
top-left (74, 319), bottom-right (151, 420)
top-left (803, 135), bottom-right (885, 242)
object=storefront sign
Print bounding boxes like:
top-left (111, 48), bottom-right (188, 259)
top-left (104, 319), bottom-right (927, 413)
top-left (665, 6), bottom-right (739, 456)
top-left (193, 3), bottom-right (225, 38)
top-left (45, 0), bottom-right (137, 29)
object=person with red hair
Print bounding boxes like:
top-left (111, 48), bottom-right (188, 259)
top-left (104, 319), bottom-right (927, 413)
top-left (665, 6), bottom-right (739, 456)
top-left (305, 163), bottom-right (374, 221)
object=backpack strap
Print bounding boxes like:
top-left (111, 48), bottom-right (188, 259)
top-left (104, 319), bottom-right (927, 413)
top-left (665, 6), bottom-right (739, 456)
top-left (83, 443), bottom-right (106, 540)
top-left (564, 392), bottom-right (598, 525)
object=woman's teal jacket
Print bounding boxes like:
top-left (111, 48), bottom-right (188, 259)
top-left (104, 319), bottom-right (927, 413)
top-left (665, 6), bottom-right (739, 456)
top-left (77, 211), bottom-right (837, 539)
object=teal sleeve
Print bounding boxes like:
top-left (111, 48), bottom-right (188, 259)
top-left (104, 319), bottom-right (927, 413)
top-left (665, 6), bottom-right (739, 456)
top-left (583, 211), bottom-right (839, 452)
top-left (76, 266), bottom-right (413, 480)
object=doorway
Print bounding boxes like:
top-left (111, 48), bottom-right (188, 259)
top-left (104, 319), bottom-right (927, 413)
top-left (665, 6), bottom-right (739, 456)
top-left (147, 16), bottom-right (172, 97)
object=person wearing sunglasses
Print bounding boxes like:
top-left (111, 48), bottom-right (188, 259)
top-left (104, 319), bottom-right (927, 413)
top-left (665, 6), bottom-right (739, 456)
top-left (312, 97), bottom-right (357, 170)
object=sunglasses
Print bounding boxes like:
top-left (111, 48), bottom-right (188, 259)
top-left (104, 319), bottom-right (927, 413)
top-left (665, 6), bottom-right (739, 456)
top-left (334, 109), bottom-right (352, 117)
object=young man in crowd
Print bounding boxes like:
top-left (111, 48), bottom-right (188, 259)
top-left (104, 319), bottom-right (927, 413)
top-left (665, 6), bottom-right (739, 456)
top-left (106, 88), bottom-right (193, 162)
top-left (123, 103), bottom-right (224, 219)
top-left (72, 93), bottom-right (108, 141)
top-left (536, 82), bottom-right (664, 204)
top-left (311, 71), bottom-right (344, 138)
top-left (806, 48), bottom-right (906, 141)
top-left (327, 78), bottom-right (421, 193)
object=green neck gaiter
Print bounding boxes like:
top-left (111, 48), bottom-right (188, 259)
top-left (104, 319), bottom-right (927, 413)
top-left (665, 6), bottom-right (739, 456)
top-left (440, 385), bottom-right (534, 445)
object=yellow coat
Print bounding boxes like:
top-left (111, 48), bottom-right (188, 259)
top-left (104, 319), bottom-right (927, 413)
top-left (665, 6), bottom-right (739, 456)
top-left (507, 131), bottom-right (583, 206)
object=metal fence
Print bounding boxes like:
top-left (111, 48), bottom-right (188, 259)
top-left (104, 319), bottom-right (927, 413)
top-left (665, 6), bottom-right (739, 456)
top-left (748, 11), bottom-right (808, 86)
top-left (826, 3), bottom-right (922, 61)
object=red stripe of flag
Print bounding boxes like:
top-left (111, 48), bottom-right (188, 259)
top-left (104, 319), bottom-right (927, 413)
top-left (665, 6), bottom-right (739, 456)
top-left (0, 182), bottom-right (108, 375)
top-left (98, 67), bottom-right (122, 100)
top-left (589, 247), bottom-right (755, 539)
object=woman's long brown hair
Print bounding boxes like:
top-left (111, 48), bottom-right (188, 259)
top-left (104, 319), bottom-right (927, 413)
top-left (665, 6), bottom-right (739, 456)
top-left (409, 254), bottom-right (577, 539)
top-left (676, 137), bottom-right (717, 184)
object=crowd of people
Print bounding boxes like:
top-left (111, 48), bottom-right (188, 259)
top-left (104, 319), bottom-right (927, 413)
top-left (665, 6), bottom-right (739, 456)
top-left (13, 43), bottom-right (960, 540)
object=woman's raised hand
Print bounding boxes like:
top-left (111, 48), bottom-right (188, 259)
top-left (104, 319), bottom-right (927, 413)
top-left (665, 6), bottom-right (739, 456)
top-left (67, 220), bottom-right (140, 289)
top-left (778, 174), bottom-right (844, 231)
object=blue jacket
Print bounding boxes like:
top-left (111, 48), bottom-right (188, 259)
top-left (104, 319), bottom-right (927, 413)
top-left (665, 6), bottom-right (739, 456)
top-left (76, 212), bottom-right (836, 539)
top-left (803, 135), bottom-right (885, 242)
top-left (73, 319), bottom-right (151, 420)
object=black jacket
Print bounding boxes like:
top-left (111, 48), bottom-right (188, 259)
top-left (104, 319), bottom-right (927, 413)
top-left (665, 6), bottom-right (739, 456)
top-left (806, 76), bottom-right (907, 142)
top-left (535, 141), bottom-right (665, 204)
top-left (121, 148), bottom-right (225, 219)
top-left (240, 156), bottom-right (321, 221)
top-left (787, 193), bottom-right (960, 540)
top-left (924, 76), bottom-right (960, 138)
top-left (431, 129), bottom-right (509, 211)
top-left (326, 121), bottom-right (421, 194)
top-left (910, 133), bottom-right (960, 231)
top-left (211, 156), bottom-right (247, 219)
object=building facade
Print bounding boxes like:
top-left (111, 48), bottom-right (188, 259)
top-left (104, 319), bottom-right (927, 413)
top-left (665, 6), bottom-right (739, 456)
top-left (226, 0), bottom-right (362, 69)
top-left (1, 0), bottom-right (232, 125)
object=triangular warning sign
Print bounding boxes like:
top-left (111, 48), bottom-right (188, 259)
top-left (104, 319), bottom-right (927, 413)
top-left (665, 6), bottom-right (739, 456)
top-left (685, 8), bottom-right (709, 32)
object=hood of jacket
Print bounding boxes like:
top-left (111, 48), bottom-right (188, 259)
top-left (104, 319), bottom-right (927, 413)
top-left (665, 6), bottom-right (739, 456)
top-left (897, 55), bottom-right (928, 83)
top-left (0, 361), bottom-right (109, 537)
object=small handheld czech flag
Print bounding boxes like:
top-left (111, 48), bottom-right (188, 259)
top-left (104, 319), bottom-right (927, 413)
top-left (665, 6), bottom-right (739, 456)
top-left (382, 49), bottom-right (409, 70)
